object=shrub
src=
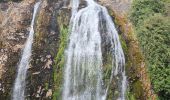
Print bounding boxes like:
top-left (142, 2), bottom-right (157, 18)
top-left (137, 14), bottom-right (170, 99)
top-left (130, 0), bottom-right (170, 99)
top-left (130, 0), bottom-right (165, 26)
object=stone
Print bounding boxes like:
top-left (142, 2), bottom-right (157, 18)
top-left (36, 86), bottom-right (42, 98)
top-left (46, 89), bottom-right (52, 98)
top-left (46, 55), bottom-right (51, 59)
top-left (28, 0), bottom-right (36, 4)
top-left (44, 59), bottom-right (52, 69)
top-left (0, 11), bottom-right (3, 24)
top-left (40, 57), bottom-right (44, 62)
top-left (32, 72), bottom-right (40, 75)
top-left (12, 44), bottom-right (23, 52)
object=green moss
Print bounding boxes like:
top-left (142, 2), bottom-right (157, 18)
top-left (101, 34), bottom-right (129, 99)
top-left (126, 89), bottom-right (136, 100)
top-left (133, 81), bottom-right (144, 99)
top-left (101, 41), bottom-right (113, 99)
top-left (0, 40), bottom-right (3, 48)
top-left (53, 25), bottom-right (69, 100)
top-left (45, 83), bottom-right (49, 90)
top-left (119, 35), bottom-right (128, 55)
top-left (127, 94), bottom-right (136, 100)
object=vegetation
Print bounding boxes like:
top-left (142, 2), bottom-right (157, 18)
top-left (53, 25), bottom-right (68, 100)
top-left (130, 0), bottom-right (170, 99)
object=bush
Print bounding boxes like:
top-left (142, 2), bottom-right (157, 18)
top-left (130, 0), bottom-right (170, 99)
top-left (130, 0), bottom-right (165, 26)
top-left (137, 14), bottom-right (170, 99)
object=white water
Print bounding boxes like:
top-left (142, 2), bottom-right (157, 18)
top-left (12, 2), bottom-right (41, 100)
top-left (62, 0), bottom-right (127, 100)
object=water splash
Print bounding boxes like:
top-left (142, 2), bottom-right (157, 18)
top-left (12, 2), bottom-right (41, 100)
top-left (63, 0), bottom-right (127, 100)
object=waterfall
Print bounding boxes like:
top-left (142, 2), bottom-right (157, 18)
top-left (12, 2), bottom-right (41, 100)
top-left (62, 0), bottom-right (127, 100)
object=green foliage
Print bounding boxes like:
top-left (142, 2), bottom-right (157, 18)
top-left (130, 0), bottom-right (170, 99)
top-left (53, 25), bottom-right (68, 100)
top-left (119, 34), bottom-right (128, 55)
top-left (138, 15), bottom-right (170, 99)
top-left (130, 0), bottom-right (165, 26)
top-left (45, 82), bottom-right (49, 90)
top-left (126, 90), bottom-right (136, 100)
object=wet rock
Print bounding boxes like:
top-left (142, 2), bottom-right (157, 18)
top-left (0, 0), bottom-right (34, 99)
top-left (0, 54), bottom-right (7, 78)
top-left (26, 0), bottom-right (62, 99)
top-left (0, 3), bottom-right (9, 11)
top-left (36, 86), bottom-right (42, 98)
top-left (12, 44), bottom-right (24, 52)
top-left (46, 55), bottom-right (51, 59)
top-left (46, 89), bottom-right (52, 98)
top-left (99, 0), bottom-right (132, 14)
top-left (0, 11), bottom-right (3, 24)
top-left (25, 0), bottom-right (36, 4)
top-left (0, 0), bottom-right (151, 99)
top-left (32, 72), bottom-right (40, 75)
top-left (44, 59), bottom-right (52, 69)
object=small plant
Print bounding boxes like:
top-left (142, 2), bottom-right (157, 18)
top-left (53, 25), bottom-right (69, 100)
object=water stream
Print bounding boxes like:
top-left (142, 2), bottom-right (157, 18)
top-left (62, 0), bottom-right (127, 100)
top-left (12, 2), bottom-right (41, 100)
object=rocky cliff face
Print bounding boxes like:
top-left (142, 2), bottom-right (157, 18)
top-left (0, 0), bottom-right (34, 99)
top-left (0, 0), bottom-right (71, 99)
top-left (0, 0), bottom-right (155, 99)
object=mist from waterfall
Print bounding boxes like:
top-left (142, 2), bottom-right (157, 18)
top-left (62, 0), bottom-right (127, 100)
top-left (12, 2), bottom-right (41, 100)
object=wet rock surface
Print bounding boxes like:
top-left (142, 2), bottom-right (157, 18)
top-left (0, 1), bottom-right (34, 99)
top-left (0, 0), bottom-right (69, 99)
top-left (0, 0), bottom-right (155, 100)
top-left (26, 0), bottom-right (69, 99)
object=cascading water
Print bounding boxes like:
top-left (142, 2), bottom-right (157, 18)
top-left (12, 2), bottom-right (41, 100)
top-left (62, 0), bottom-right (127, 100)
